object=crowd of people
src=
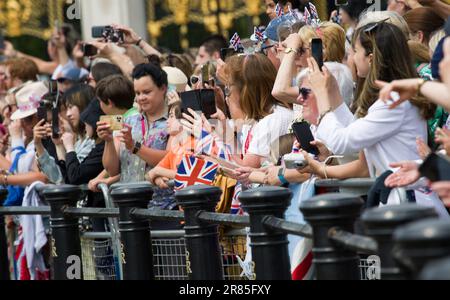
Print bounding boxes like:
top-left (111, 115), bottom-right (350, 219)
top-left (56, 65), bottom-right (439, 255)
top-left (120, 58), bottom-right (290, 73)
top-left (1, 0), bottom-right (450, 280)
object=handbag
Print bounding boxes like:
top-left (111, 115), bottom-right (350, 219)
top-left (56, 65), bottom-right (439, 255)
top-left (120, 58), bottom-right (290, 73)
top-left (3, 147), bottom-right (27, 207)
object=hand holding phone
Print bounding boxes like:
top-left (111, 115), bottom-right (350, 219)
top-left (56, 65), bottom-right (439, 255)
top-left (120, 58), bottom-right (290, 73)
top-left (311, 38), bottom-right (324, 71)
top-left (292, 122), bottom-right (320, 156)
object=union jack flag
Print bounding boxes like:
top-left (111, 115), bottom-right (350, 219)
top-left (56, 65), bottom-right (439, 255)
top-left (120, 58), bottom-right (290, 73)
top-left (230, 32), bottom-right (242, 51)
top-left (254, 27), bottom-right (265, 42)
top-left (275, 3), bottom-right (284, 17)
top-left (309, 2), bottom-right (319, 20)
top-left (195, 130), bottom-right (215, 156)
top-left (303, 7), bottom-right (312, 25)
top-left (217, 141), bottom-right (233, 161)
top-left (175, 155), bottom-right (219, 191)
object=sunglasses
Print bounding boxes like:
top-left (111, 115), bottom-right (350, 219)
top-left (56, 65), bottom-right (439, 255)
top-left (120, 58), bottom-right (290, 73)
top-left (363, 18), bottom-right (390, 34)
top-left (299, 87), bottom-right (312, 99)
top-left (190, 75), bottom-right (200, 86)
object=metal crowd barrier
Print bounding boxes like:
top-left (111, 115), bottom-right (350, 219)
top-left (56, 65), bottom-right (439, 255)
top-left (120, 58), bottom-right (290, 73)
top-left (1, 181), bottom-right (450, 281)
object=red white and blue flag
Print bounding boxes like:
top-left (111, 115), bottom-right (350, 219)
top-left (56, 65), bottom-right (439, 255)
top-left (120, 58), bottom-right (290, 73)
top-left (230, 32), bottom-right (242, 51)
top-left (254, 27), bottom-right (265, 42)
top-left (231, 182), bottom-right (244, 215)
top-left (309, 2), bottom-right (319, 20)
top-left (275, 3), bottom-right (284, 17)
top-left (175, 155), bottom-right (219, 191)
top-left (303, 7), bottom-right (312, 25)
top-left (291, 238), bottom-right (314, 280)
top-left (196, 130), bottom-right (215, 156)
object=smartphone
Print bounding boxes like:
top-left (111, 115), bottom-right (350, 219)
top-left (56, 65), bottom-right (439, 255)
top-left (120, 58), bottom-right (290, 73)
top-left (311, 38), bottom-right (324, 71)
top-left (419, 153), bottom-right (450, 182)
top-left (199, 89), bottom-right (217, 120)
top-left (202, 63), bottom-right (210, 85)
top-left (37, 102), bottom-right (48, 123)
top-left (48, 80), bottom-right (58, 96)
top-left (92, 26), bottom-right (107, 38)
top-left (52, 107), bottom-right (60, 139)
top-left (83, 43), bottom-right (98, 57)
top-left (180, 89), bottom-right (217, 120)
top-left (99, 115), bottom-right (124, 131)
top-left (292, 122), bottom-right (320, 156)
top-left (0, 33), bottom-right (5, 50)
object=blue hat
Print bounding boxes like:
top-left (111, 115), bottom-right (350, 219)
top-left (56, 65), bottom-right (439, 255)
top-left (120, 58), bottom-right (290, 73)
top-left (431, 37), bottom-right (446, 81)
top-left (265, 14), bottom-right (301, 42)
top-left (57, 67), bottom-right (89, 82)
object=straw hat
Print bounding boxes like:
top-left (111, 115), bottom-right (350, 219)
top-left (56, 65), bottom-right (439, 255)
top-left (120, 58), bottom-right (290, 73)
top-left (11, 81), bottom-right (48, 121)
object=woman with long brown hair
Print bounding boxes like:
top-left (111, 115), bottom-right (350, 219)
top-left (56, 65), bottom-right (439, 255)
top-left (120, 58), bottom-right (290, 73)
top-left (299, 22), bottom-right (447, 216)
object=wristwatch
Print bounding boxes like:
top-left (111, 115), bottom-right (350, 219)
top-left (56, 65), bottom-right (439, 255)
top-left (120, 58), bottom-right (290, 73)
top-left (284, 47), bottom-right (298, 55)
top-left (277, 168), bottom-right (290, 187)
top-left (132, 141), bottom-right (142, 154)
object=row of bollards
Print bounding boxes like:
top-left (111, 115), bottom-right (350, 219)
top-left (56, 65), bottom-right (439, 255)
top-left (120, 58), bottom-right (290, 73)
top-left (1, 184), bottom-right (450, 280)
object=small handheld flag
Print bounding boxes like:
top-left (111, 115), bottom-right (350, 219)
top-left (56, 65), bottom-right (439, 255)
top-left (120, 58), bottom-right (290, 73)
top-left (254, 27), bottom-right (265, 42)
top-left (303, 7), bottom-right (312, 25)
top-left (275, 3), bottom-right (284, 17)
top-left (230, 32), bottom-right (242, 51)
top-left (308, 2), bottom-right (319, 20)
top-left (175, 155), bottom-right (218, 191)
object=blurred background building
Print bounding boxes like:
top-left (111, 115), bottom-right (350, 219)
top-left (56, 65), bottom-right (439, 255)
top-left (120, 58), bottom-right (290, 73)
top-left (1, 0), bottom-right (345, 57)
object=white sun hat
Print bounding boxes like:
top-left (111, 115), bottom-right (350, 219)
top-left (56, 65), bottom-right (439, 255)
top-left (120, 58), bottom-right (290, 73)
top-left (11, 81), bottom-right (49, 121)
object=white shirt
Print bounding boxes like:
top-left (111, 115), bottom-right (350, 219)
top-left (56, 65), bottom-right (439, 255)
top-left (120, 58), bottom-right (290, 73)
top-left (317, 100), bottom-right (427, 177)
top-left (317, 100), bottom-right (449, 218)
top-left (248, 105), bottom-right (295, 161)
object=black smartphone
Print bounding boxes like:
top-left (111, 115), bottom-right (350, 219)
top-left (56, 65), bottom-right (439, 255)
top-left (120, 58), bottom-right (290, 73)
top-left (92, 26), bottom-right (107, 38)
top-left (292, 122), bottom-right (320, 156)
top-left (311, 38), bottom-right (324, 71)
top-left (52, 107), bottom-right (60, 139)
top-left (37, 102), bottom-right (48, 123)
top-left (199, 89), bottom-right (217, 120)
top-left (180, 90), bottom-right (203, 117)
top-left (419, 153), bottom-right (450, 182)
top-left (180, 89), bottom-right (217, 120)
top-left (48, 80), bottom-right (58, 96)
top-left (83, 43), bottom-right (98, 57)
top-left (0, 33), bottom-right (5, 50)
top-left (202, 62), bottom-right (210, 85)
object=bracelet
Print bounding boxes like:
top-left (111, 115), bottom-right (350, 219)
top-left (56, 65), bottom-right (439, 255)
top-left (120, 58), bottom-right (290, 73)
top-left (278, 168), bottom-right (290, 186)
top-left (3, 173), bottom-right (8, 187)
top-left (136, 38), bottom-right (143, 47)
top-left (416, 78), bottom-right (426, 97)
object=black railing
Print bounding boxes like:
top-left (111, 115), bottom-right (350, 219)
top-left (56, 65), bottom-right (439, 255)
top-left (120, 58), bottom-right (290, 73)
top-left (1, 180), bottom-right (450, 281)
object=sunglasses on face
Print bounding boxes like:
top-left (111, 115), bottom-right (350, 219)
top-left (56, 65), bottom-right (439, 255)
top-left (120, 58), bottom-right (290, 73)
top-left (299, 87), bottom-right (312, 99)
top-left (190, 76), bottom-right (200, 86)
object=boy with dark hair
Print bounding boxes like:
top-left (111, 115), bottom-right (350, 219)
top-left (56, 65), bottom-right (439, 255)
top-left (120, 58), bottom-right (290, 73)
top-left (96, 74), bottom-right (136, 118)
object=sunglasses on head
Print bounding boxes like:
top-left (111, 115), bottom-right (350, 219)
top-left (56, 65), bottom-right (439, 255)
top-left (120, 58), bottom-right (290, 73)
top-left (363, 18), bottom-right (390, 34)
top-left (299, 87), bottom-right (312, 99)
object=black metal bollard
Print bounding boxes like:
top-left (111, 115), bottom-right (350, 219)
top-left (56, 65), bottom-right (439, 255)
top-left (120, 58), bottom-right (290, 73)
top-left (175, 185), bottom-right (224, 280)
top-left (393, 219), bottom-right (450, 279)
top-left (300, 193), bottom-right (363, 280)
top-left (361, 204), bottom-right (438, 280)
top-left (111, 183), bottom-right (154, 280)
top-left (43, 185), bottom-right (83, 280)
top-left (0, 189), bottom-right (9, 280)
top-left (239, 187), bottom-right (292, 280)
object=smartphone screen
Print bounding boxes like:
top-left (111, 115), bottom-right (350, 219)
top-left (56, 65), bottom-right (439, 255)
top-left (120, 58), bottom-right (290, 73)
top-left (292, 122), bottom-right (320, 156)
top-left (419, 153), bottom-right (450, 182)
top-left (0, 34), bottom-right (5, 50)
top-left (52, 107), bottom-right (60, 139)
top-left (200, 89), bottom-right (217, 120)
top-left (202, 63), bottom-right (210, 85)
top-left (83, 43), bottom-right (98, 57)
top-left (180, 90), bottom-right (202, 117)
top-left (311, 38), bottom-right (324, 71)
top-left (37, 104), bottom-right (48, 123)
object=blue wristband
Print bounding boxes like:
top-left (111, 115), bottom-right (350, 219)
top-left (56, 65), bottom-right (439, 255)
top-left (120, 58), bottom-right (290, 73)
top-left (278, 168), bottom-right (289, 186)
